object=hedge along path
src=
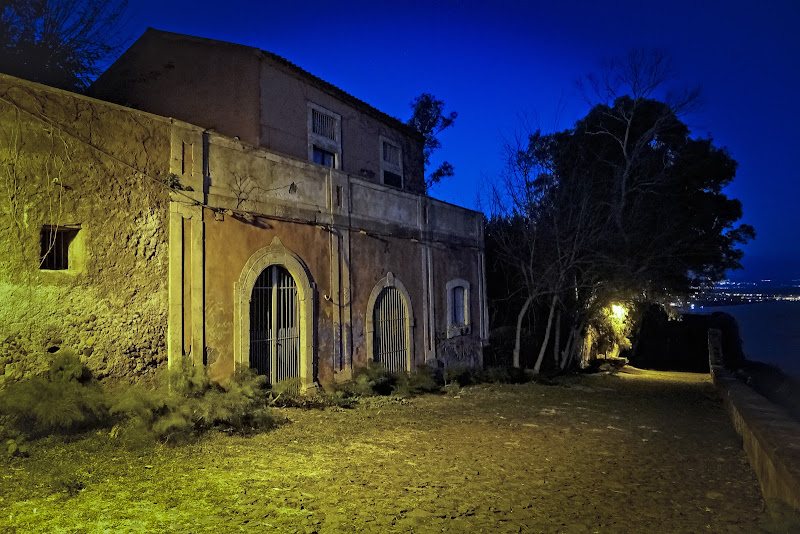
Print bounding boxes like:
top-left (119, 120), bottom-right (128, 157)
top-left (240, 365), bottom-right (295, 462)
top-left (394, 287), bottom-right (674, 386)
top-left (0, 369), bottom-right (783, 533)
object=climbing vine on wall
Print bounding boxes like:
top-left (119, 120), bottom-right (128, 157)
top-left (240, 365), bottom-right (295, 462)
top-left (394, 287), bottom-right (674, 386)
top-left (0, 104), bottom-right (74, 277)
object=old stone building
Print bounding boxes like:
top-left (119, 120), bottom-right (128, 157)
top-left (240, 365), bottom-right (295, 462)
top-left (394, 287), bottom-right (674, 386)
top-left (0, 29), bottom-right (487, 389)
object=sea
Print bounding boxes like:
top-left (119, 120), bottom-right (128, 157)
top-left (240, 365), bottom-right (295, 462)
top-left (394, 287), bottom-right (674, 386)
top-left (695, 300), bottom-right (800, 379)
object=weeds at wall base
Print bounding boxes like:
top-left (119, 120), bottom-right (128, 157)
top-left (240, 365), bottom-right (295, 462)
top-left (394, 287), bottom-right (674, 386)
top-left (0, 352), bottom-right (285, 455)
top-left (0, 347), bottom-right (552, 461)
top-left (264, 363), bottom-right (542, 408)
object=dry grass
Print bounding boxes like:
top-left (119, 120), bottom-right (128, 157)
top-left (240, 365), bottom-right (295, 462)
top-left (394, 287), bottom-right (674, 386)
top-left (0, 369), bottom-right (792, 533)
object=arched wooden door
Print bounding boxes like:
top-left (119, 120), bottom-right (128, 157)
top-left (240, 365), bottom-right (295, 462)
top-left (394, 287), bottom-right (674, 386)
top-left (372, 286), bottom-right (409, 372)
top-left (249, 265), bottom-right (300, 384)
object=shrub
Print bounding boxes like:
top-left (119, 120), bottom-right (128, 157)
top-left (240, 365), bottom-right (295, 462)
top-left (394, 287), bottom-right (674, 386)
top-left (2, 430), bottom-right (29, 458)
top-left (347, 361), bottom-right (396, 396)
top-left (392, 365), bottom-right (443, 397)
top-left (110, 360), bottom-right (282, 443)
top-left (266, 376), bottom-right (304, 406)
top-left (0, 351), bottom-right (108, 436)
top-left (332, 363), bottom-right (445, 398)
top-left (264, 377), bottom-right (361, 409)
top-left (477, 366), bottom-right (530, 384)
top-left (444, 365), bottom-right (477, 387)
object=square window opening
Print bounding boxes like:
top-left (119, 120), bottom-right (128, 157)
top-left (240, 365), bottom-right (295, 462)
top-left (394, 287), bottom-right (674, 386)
top-left (383, 142), bottom-right (401, 166)
top-left (383, 170), bottom-right (402, 188)
top-left (313, 146), bottom-right (336, 167)
top-left (379, 136), bottom-right (404, 189)
top-left (308, 103), bottom-right (342, 169)
top-left (40, 226), bottom-right (80, 270)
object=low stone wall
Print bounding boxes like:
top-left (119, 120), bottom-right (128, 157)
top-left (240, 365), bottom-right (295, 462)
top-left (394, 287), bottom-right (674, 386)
top-left (708, 329), bottom-right (800, 511)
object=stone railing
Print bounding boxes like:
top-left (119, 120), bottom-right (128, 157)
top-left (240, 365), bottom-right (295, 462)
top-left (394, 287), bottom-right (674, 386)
top-left (708, 328), bottom-right (800, 512)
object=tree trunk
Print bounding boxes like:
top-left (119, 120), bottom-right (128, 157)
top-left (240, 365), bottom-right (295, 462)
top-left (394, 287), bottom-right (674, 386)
top-left (562, 319), bottom-right (586, 370)
top-left (512, 296), bottom-right (535, 368)
top-left (630, 312), bottom-right (644, 363)
top-left (562, 329), bottom-right (579, 370)
top-left (532, 295), bottom-right (558, 374)
top-left (560, 326), bottom-right (576, 370)
top-left (552, 307), bottom-right (561, 367)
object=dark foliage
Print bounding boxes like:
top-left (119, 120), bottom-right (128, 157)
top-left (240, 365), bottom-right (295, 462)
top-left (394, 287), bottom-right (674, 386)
top-left (477, 365), bottom-right (531, 384)
top-left (487, 58), bottom-right (754, 372)
top-left (444, 365), bottom-right (477, 387)
top-left (407, 92), bottom-right (457, 190)
top-left (0, 0), bottom-right (129, 91)
top-left (630, 308), bottom-right (746, 373)
top-left (339, 362), bottom-right (443, 398)
top-left (332, 362), bottom-right (532, 398)
top-left (557, 97), bottom-right (755, 289)
top-left (110, 360), bottom-right (282, 443)
top-left (0, 352), bottom-right (284, 449)
top-left (0, 351), bottom-right (108, 436)
top-left (392, 365), bottom-right (442, 397)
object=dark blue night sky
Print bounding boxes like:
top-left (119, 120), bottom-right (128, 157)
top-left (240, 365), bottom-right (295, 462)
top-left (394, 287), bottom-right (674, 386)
top-left (126, 0), bottom-right (800, 282)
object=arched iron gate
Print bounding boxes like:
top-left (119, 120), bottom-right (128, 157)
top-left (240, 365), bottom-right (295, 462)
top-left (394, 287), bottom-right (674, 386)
top-left (250, 265), bottom-right (300, 384)
top-left (373, 286), bottom-right (408, 372)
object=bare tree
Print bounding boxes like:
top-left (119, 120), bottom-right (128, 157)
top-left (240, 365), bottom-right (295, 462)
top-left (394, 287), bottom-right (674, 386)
top-left (488, 130), bottom-right (605, 372)
top-left (0, 0), bottom-right (130, 91)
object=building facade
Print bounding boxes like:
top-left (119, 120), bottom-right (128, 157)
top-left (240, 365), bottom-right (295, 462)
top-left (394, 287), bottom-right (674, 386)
top-left (0, 30), bottom-right (487, 389)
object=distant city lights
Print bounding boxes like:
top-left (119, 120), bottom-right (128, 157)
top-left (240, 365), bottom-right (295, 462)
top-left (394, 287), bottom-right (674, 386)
top-left (685, 278), bottom-right (800, 310)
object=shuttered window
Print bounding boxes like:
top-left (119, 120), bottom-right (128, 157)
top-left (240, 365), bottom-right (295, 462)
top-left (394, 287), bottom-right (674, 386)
top-left (312, 108), bottom-right (338, 141)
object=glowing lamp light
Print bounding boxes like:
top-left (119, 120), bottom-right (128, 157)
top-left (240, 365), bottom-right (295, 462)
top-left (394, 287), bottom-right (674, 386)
top-left (611, 304), bottom-right (627, 320)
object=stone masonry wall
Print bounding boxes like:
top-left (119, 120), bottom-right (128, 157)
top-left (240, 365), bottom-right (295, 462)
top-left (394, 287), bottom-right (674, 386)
top-left (0, 76), bottom-right (172, 387)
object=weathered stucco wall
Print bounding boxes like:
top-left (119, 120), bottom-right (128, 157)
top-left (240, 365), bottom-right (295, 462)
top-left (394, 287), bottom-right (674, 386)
top-left (430, 245), bottom-right (484, 368)
top-left (203, 214), bottom-right (335, 382)
top-left (0, 73), bottom-right (485, 391)
top-left (258, 57), bottom-right (426, 193)
top-left (5, 29), bottom-right (487, 390)
top-left (91, 29), bottom-right (262, 147)
top-left (91, 29), bottom-right (425, 195)
top-left (195, 131), bottom-right (484, 386)
top-left (348, 232), bottom-right (426, 370)
top-left (0, 75), bottom-right (172, 387)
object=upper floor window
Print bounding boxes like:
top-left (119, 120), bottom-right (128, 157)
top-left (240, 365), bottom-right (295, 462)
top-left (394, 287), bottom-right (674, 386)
top-left (308, 103), bottom-right (341, 169)
top-left (380, 136), bottom-right (403, 188)
top-left (313, 146), bottom-right (335, 167)
top-left (446, 279), bottom-right (471, 338)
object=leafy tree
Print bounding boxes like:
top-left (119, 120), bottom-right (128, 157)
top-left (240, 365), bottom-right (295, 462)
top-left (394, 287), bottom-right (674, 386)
top-left (489, 50), bottom-right (754, 371)
top-left (407, 93), bottom-right (457, 191)
top-left (0, 0), bottom-right (129, 91)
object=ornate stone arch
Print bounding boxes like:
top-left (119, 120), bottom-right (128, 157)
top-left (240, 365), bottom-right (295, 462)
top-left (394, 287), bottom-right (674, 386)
top-left (365, 272), bottom-right (415, 371)
top-left (234, 237), bottom-right (315, 387)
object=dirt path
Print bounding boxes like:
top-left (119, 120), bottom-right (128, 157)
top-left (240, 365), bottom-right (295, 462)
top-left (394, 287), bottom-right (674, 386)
top-left (0, 369), bottom-right (780, 533)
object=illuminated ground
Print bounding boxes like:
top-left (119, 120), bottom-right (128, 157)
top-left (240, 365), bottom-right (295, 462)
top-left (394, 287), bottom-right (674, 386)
top-left (0, 369), bottom-right (787, 532)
